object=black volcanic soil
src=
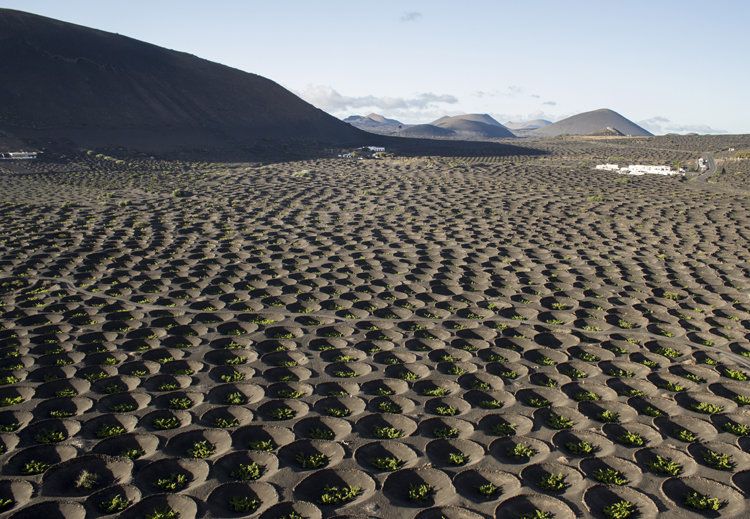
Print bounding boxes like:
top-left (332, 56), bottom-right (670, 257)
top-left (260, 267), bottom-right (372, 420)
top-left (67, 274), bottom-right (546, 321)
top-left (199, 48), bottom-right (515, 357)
top-left (0, 135), bottom-right (749, 517)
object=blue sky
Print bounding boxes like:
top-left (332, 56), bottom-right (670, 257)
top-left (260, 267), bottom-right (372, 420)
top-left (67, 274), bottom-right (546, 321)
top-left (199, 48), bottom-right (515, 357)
top-left (3, 0), bottom-right (748, 133)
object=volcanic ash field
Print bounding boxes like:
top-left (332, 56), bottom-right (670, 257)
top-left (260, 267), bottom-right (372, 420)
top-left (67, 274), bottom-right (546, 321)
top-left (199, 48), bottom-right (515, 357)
top-left (0, 145), bottom-right (749, 518)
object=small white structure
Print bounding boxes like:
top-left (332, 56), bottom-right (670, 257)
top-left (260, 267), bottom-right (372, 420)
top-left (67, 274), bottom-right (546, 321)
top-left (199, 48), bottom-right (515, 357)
top-left (337, 146), bottom-right (386, 159)
top-left (593, 163), bottom-right (680, 176)
top-left (625, 165), bottom-right (675, 176)
top-left (0, 151), bottom-right (37, 160)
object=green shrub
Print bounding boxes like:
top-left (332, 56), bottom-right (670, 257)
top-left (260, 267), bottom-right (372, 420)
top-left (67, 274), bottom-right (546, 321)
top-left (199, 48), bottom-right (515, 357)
top-left (407, 483), bottom-right (433, 502)
top-left (269, 406), bottom-right (295, 420)
top-left (603, 500), bottom-right (638, 519)
top-left (685, 491), bottom-right (726, 511)
top-left (723, 420), bottom-right (750, 436)
top-left (97, 424), bottom-right (126, 438)
top-left (566, 440), bottom-right (598, 456)
top-left (373, 426), bottom-right (403, 439)
top-left (296, 452), bottom-right (329, 469)
top-left (153, 417), bottom-right (180, 430)
top-left (509, 443), bottom-right (537, 459)
top-left (547, 413), bottom-right (574, 429)
top-left (691, 402), bottom-right (724, 414)
top-left (647, 455), bottom-right (682, 476)
top-left (168, 397), bottom-right (193, 410)
top-left (702, 449), bottom-right (736, 470)
top-left (371, 456), bottom-right (404, 471)
top-left (188, 440), bottom-right (215, 459)
top-left (35, 429), bottom-right (66, 443)
top-left (154, 473), bottom-right (188, 491)
top-left (538, 472), bottom-right (568, 491)
top-left (593, 467), bottom-right (629, 485)
top-left (433, 427), bottom-right (460, 439)
top-left (248, 439), bottom-right (276, 451)
top-left (74, 469), bottom-right (100, 490)
top-left (145, 507), bottom-right (179, 519)
top-left (618, 431), bottom-right (646, 447)
top-left (597, 410), bottom-right (620, 423)
top-left (229, 496), bottom-right (260, 513)
top-left (21, 460), bottom-right (50, 475)
top-left (318, 485), bottom-right (362, 505)
top-left (231, 462), bottom-right (263, 480)
top-left (99, 493), bottom-right (131, 513)
top-left (448, 452), bottom-right (469, 465)
top-left (477, 483), bottom-right (499, 496)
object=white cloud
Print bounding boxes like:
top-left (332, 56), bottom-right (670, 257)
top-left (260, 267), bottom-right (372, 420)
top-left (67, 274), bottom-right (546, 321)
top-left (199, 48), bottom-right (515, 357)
top-left (542, 100), bottom-right (557, 106)
top-left (638, 116), bottom-right (727, 135)
top-left (297, 85), bottom-right (458, 117)
top-left (400, 11), bottom-right (422, 22)
top-left (474, 86), bottom-right (526, 98)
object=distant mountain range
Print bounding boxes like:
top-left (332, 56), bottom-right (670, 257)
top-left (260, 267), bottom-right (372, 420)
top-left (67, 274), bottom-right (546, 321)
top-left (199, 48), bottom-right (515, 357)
top-left (345, 109), bottom-right (650, 139)
top-left (343, 114), bottom-right (404, 133)
top-left (504, 119), bottom-right (553, 133)
top-left (344, 113), bottom-right (516, 140)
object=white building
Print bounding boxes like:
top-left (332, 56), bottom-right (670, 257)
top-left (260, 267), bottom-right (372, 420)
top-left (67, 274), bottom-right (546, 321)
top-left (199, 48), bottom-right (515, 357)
top-left (625, 165), bottom-right (675, 176)
top-left (366, 146), bottom-right (385, 152)
top-left (593, 163), bottom-right (680, 176)
top-left (0, 151), bottom-right (37, 160)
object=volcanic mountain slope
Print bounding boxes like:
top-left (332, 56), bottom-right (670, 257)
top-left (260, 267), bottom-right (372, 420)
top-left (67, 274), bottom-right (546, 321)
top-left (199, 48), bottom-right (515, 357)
top-left (397, 124), bottom-right (455, 138)
top-left (0, 9), bottom-right (368, 152)
top-left (533, 108), bottom-right (653, 137)
top-left (432, 113), bottom-right (504, 128)
top-left (505, 119), bottom-right (552, 131)
top-left (431, 114), bottom-right (516, 138)
top-left (343, 112), bottom-right (517, 141)
top-left (344, 113), bottom-right (404, 134)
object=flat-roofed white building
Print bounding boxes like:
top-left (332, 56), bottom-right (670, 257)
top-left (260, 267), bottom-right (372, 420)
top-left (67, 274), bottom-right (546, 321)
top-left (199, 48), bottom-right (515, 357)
top-left (0, 151), bottom-right (37, 160)
top-left (625, 165), bottom-right (675, 175)
top-left (593, 163), bottom-right (679, 176)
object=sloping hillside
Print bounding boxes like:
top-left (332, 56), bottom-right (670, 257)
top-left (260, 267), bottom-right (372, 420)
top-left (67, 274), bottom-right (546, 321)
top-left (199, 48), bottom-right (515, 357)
top-left (344, 113), bottom-right (404, 135)
top-left (0, 9), bottom-right (366, 152)
top-left (432, 114), bottom-right (516, 138)
top-left (533, 109), bottom-right (652, 137)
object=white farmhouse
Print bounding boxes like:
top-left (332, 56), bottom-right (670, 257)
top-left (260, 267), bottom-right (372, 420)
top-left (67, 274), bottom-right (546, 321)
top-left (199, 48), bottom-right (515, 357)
top-left (593, 163), bottom-right (680, 176)
top-left (625, 165), bottom-right (675, 176)
top-left (0, 151), bottom-right (38, 160)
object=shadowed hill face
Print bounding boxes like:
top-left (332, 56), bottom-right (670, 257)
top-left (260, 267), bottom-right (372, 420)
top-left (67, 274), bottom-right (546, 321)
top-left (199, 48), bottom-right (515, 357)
top-left (534, 109), bottom-right (652, 137)
top-left (344, 114), bottom-right (403, 134)
top-left (397, 124), bottom-right (455, 138)
top-left (505, 119), bottom-right (552, 131)
top-left (431, 114), bottom-right (516, 138)
top-left (432, 113), bottom-right (505, 128)
top-left (0, 9), bottom-right (365, 151)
